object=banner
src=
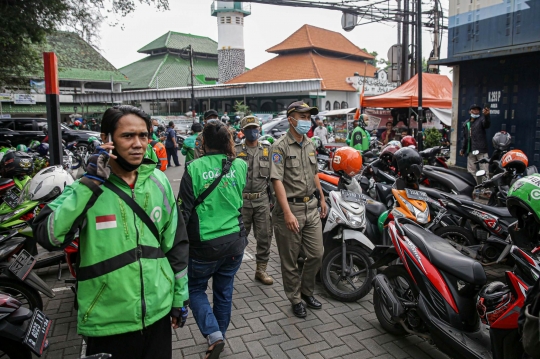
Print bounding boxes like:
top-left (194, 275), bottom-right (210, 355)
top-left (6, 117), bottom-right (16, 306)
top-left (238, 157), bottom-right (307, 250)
top-left (0, 93), bottom-right (11, 102)
top-left (13, 94), bottom-right (36, 105)
top-left (30, 80), bottom-right (46, 94)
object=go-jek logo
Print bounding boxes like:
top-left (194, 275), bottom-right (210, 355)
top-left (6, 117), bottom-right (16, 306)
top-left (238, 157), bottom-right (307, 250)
top-left (203, 168), bottom-right (236, 180)
top-left (151, 206), bottom-right (162, 223)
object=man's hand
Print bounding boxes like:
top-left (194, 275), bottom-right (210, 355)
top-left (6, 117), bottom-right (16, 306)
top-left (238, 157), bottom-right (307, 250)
top-left (319, 200), bottom-right (327, 218)
top-left (84, 145), bottom-right (116, 184)
top-left (284, 211), bottom-right (300, 233)
top-left (170, 307), bottom-right (189, 329)
top-left (483, 107), bottom-right (490, 116)
top-left (460, 150), bottom-right (464, 157)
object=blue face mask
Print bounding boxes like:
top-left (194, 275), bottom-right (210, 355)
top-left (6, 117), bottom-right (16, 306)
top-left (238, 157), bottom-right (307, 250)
top-left (292, 118), bottom-right (311, 135)
top-left (244, 128), bottom-right (260, 142)
top-left (471, 114), bottom-right (480, 119)
top-left (153, 125), bottom-right (158, 132)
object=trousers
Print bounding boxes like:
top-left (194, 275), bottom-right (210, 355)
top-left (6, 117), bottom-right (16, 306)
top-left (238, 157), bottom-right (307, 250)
top-left (467, 152), bottom-right (489, 184)
top-left (273, 199), bottom-right (324, 305)
top-left (166, 147), bottom-right (180, 166)
top-left (85, 314), bottom-right (171, 359)
top-left (242, 197), bottom-right (273, 263)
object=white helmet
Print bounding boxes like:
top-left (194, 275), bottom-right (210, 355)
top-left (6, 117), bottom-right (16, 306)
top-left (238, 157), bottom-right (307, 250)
top-left (23, 165), bottom-right (74, 202)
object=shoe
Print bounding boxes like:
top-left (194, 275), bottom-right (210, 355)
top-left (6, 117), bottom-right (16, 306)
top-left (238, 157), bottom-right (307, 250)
top-left (205, 340), bottom-right (225, 359)
top-left (255, 262), bottom-right (274, 285)
top-left (292, 302), bottom-right (307, 318)
top-left (301, 294), bottom-right (322, 310)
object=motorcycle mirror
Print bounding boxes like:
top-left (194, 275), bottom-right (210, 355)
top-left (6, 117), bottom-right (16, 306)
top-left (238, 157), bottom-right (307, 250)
top-left (476, 170), bottom-right (486, 177)
top-left (472, 150), bottom-right (479, 155)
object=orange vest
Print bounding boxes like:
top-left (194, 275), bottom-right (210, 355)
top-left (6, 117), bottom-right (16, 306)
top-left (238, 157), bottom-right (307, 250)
top-left (153, 141), bottom-right (168, 171)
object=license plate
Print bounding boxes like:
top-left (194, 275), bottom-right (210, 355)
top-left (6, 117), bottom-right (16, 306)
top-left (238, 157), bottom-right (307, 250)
top-left (341, 190), bottom-right (366, 204)
top-left (405, 188), bottom-right (429, 201)
top-left (8, 249), bottom-right (36, 281)
top-left (23, 309), bottom-right (52, 355)
top-left (3, 188), bottom-right (19, 209)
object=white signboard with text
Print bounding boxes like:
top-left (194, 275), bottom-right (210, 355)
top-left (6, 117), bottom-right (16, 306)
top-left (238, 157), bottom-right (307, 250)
top-left (13, 94), bottom-right (36, 105)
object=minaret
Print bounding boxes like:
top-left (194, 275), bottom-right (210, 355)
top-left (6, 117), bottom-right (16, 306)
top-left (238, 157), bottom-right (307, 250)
top-left (211, 1), bottom-right (251, 83)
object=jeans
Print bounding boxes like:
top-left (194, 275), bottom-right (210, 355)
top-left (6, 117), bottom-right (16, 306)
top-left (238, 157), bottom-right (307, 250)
top-left (188, 253), bottom-right (243, 345)
top-left (166, 147), bottom-right (180, 166)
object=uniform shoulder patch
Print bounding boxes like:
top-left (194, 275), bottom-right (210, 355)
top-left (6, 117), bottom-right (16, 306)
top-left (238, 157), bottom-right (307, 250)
top-left (272, 152), bottom-right (283, 164)
top-left (262, 147), bottom-right (269, 157)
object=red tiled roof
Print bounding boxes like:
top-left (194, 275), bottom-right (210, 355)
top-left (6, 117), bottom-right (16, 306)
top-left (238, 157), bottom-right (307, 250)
top-left (266, 24), bottom-right (374, 59)
top-left (226, 51), bottom-right (377, 92)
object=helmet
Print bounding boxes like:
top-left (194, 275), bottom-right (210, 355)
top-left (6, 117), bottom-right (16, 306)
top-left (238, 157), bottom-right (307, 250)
top-left (42, 125), bottom-right (48, 135)
top-left (501, 150), bottom-right (528, 173)
top-left (0, 151), bottom-right (34, 178)
top-left (387, 140), bottom-right (402, 149)
top-left (36, 143), bottom-right (49, 156)
top-left (311, 136), bottom-right (322, 149)
top-left (16, 144), bottom-right (27, 152)
top-left (492, 131), bottom-right (511, 150)
top-left (476, 281), bottom-right (512, 325)
top-left (28, 140), bottom-right (40, 149)
top-left (259, 135), bottom-right (274, 144)
top-left (332, 147), bottom-right (363, 177)
top-left (22, 165), bottom-right (74, 202)
top-left (507, 173), bottom-right (540, 225)
top-left (392, 147), bottom-right (423, 183)
top-left (379, 145), bottom-right (400, 165)
top-left (401, 135), bottom-right (417, 149)
top-left (74, 120), bottom-right (81, 127)
top-left (378, 210), bottom-right (390, 234)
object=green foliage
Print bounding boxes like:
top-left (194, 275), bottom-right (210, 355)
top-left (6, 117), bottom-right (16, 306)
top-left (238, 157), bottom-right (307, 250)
top-left (424, 127), bottom-right (442, 149)
top-left (0, 0), bottom-right (169, 87)
top-left (361, 48), bottom-right (390, 70)
top-left (234, 101), bottom-right (251, 118)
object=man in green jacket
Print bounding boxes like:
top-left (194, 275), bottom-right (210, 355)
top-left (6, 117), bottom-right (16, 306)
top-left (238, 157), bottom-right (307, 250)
top-left (33, 106), bottom-right (189, 359)
top-left (181, 122), bottom-right (203, 164)
top-left (346, 115), bottom-right (371, 152)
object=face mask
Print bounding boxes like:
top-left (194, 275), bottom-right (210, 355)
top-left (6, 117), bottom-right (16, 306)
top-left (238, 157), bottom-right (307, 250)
top-left (244, 128), bottom-right (260, 142)
top-left (471, 114), bottom-right (480, 119)
top-left (153, 125), bottom-right (158, 132)
top-left (112, 148), bottom-right (142, 172)
top-left (292, 119), bottom-right (311, 135)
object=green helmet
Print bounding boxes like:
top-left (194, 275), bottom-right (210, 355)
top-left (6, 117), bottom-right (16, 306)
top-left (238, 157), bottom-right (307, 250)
top-left (0, 147), bottom-right (12, 154)
top-left (16, 144), bottom-right (27, 152)
top-left (259, 135), bottom-right (274, 144)
top-left (507, 174), bottom-right (540, 225)
top-left (378, 210), bottom-right (390, 234)
top-left (87, 136), bottom-right (99, 143)
top-left (311, 136), bottom-right (322, 149)
top-left (28, 140), bottom-right (40, 149)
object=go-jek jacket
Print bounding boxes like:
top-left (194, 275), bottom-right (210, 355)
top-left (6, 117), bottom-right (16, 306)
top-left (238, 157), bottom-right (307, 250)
top-left (178, 152), bottom-right (248, 260)
top-left (32, 160), bottom-right (189, 337)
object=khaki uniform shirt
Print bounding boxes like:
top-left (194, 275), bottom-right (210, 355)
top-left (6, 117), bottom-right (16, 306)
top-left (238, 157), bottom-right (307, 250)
top-left (236, 141), bottom-right (271, 209)
top-left (270, 131), bottom-right (318, 199)
top-left (193, 132), bottom-right (204, 159)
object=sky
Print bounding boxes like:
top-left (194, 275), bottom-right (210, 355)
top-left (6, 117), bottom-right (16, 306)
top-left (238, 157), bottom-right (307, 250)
top-left (97, 0), bottom-right (451, 77)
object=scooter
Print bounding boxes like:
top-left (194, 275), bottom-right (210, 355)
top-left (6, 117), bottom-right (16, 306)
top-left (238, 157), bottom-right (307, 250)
top-left (370, 214), bottom-right (538, 359)
top-left (419, 146), bottom-right (448, 168)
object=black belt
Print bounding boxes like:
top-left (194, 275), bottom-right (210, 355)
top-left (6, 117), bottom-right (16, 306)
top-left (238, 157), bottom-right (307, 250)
top-left (287, 194), bottom-right (316, 204)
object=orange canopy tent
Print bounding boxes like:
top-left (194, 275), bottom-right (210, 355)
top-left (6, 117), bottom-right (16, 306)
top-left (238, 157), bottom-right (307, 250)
top-left (361, 73), bottom-right (452, 109)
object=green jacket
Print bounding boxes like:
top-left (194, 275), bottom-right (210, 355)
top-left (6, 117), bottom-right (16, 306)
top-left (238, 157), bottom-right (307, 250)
top-left (181, 133), bottom-right (198, 163)
top-left (347, 126), bottom-right (371, 151)
top-left (33, 160), bottom-right (189, 337)
top-left (178, 153), bottom-right (248, 260)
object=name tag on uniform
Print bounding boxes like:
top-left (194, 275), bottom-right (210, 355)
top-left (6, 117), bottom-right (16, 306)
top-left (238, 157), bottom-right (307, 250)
top-left (288, 156), bottom-right (296, 159)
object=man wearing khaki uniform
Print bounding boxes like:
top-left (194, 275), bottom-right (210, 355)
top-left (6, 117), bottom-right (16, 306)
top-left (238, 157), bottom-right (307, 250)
top-left (270, 101), bottom-right (327, 318)
top-left (236, 116), bottom-right (274, 285)
top-left (194, 109), bottom-right (219, 159)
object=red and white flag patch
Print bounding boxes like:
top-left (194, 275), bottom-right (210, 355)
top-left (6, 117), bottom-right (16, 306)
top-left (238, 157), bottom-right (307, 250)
top-left (96, 215), bottom-right (117, 230)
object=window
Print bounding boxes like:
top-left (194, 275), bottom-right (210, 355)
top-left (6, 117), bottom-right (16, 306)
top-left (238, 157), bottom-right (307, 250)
top-left (341, 101), bottom-right (348, 109)
top-left (241, 17), bottom-right (244, 25)
top-left (325, 101), bottom-right (331, 111)
top-left (220, 16), bottom-right (225, 24)
top-left (0, 120), bottom-right (14, 130)
top-left (276, 120), bottom-right (290, 131)
top-left (333, 101), bottom-right (340, 110)
top-left (15, 120), bottom-right (33, 131)
top-left (36, 122), bottom-right (47, 131)
top-left (226, 16), bottom-right (231, 24)
top-left (235, 16), bottom-right (241, 24)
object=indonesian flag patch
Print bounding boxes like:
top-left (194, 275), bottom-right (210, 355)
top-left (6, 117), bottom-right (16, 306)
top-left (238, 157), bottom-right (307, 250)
top-left (96, 215), bottom-right (117, 230)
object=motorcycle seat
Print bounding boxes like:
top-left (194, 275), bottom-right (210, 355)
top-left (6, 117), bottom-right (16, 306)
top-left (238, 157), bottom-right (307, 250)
top-left (425, 166), bottom-right (477, 187)
top-left (365, 200), bottom-right (387, 218)
top-left (0, 178), bottom-right (13, 186)
top-left (402, 224), bottom-right (487, 286)
top-left (457, 199), bottom-right (513, 219)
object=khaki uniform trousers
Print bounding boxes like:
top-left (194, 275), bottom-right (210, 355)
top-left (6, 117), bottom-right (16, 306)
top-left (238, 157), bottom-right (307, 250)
top-left (242, 196), bottom-right (273, 263)
top-left (273, 198), bottom-right (323, 305)
top-left (467, 152), bottom-right (489, 184)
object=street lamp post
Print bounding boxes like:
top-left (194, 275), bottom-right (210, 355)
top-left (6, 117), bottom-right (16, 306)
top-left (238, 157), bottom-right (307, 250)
top-left (416, 0), bottom-right (423, 151)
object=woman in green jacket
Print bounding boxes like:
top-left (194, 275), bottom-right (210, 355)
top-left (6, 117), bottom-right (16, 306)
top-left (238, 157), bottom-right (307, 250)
top-left (181, 122), bottom-right (203, 163)
top-left (179, 121), bottom-right (248, 358)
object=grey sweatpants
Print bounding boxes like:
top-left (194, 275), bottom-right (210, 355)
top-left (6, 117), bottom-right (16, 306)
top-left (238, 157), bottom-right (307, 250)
top-left (467, 152), bottom-right (489, 184)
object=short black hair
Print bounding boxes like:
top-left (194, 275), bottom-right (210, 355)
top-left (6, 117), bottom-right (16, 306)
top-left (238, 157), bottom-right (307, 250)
top-left (168, 121), bottom-right (174, 127)
top-left (101, 105), bottom-right (151, 136)
top-left (191, 123), bottom-right (203, 133)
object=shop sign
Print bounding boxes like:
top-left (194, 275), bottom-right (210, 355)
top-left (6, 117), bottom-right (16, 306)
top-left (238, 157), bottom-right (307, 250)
top-left (0, 93), bottom-right (12, 102)
top-left (13, 94), bottom-right (36, 105)
top-left (346, 70), bottom-right (399, 96)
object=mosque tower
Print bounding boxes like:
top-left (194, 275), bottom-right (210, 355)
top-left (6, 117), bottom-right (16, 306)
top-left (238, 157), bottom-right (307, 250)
top-left (211, 1), bottom-right (251, 83)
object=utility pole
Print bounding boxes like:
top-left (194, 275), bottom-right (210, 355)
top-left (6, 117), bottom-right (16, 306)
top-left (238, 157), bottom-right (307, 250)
top-left (433, 0), bottom-right (440, 59)
top-left (417, 0), bottom-right (423, 151)
top-left (410, 0), bottom-right (416, 78)
top-left (401, 0), bottom-right (409, 83)
top-left (189, 45), bottom-right (196, 119)
top-left (396, 0), bottom-right (402, 84)
top-left (110, 75), bottom-right (114, 107)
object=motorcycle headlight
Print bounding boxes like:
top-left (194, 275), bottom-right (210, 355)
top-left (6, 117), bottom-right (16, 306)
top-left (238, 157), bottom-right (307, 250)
top-left (339, 205), bottom-right (365, 229)
top-left (400, 196), bottom-right (429, 224)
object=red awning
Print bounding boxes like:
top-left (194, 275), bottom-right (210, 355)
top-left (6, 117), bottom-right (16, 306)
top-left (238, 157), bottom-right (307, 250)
top-left (362, 73), bottom-right (452, 109)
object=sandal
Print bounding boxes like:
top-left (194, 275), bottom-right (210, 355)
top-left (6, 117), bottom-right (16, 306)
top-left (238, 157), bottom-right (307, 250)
top-left (205, 340), bottom-right (225, 359)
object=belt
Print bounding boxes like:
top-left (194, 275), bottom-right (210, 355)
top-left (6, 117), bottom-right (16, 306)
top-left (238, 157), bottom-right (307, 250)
top-left (243, 191), bottom-right (266, 200)
top-left (287, 193), bottom-right (316, 204)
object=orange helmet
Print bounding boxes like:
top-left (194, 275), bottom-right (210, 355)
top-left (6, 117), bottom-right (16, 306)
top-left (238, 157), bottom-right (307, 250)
top-left (332, 147), bottom-right (363, 176)
top-left (501, 150), bottom-right (528, 173)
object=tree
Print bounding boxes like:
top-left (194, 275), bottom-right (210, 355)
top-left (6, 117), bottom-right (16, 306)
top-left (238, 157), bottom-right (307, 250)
top-left (0, 0), bottom-right (169, 87)
top-left (361, 48), bottom-right (390, 70)
top-left (234, 101), bottom-right (251, 118)
top-left (424, 127), bottom-right (442, 149)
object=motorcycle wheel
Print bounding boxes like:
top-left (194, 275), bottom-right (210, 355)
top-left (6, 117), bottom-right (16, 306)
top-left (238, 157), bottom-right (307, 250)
top-left (0, 277), bottom-right (43, 311)
top-left (0, 339), bottom-right (32, 359)
top-left (434, 225), bottom-right (477, 246)
top-left (321, 245), bottom-right (374, 302)
top-left (374, 265), bottom-right (418, 336)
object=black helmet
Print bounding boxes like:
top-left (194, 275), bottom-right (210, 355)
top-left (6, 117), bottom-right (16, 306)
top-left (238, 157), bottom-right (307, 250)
top-left (476, 281), bottom-right (512, 326)
top-left (392, 147), bottom-right (423, 184)
top-left (0, 151), bottom-right (34, 178)
top-left (492, 131), bottom-right (511, 150)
